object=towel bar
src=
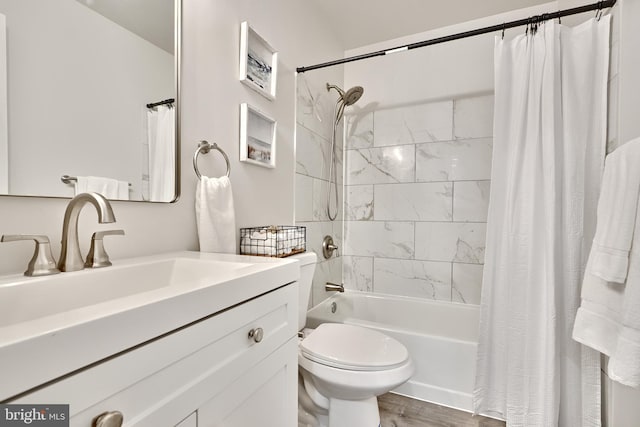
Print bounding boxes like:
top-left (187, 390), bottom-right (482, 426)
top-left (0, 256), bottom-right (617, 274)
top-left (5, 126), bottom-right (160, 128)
top-left (61, 175), bottom-right (132, 187)
top-left (193, 140), bottom-right (231, 179)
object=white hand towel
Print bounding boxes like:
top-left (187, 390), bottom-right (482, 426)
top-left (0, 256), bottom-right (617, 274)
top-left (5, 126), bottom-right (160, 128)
top-left (116, 180), bottom-right (129, 200)
top-left (196, 176), bottom-right (236, 253)
top-left (75, 176), bottom-right (127, 199)
top-left (589, 139), bottom-right (640, 283)
top-left (74, 176), bottom-right (89, 194)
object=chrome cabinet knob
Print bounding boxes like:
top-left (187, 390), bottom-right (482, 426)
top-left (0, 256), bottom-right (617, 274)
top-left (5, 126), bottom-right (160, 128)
top-left (92, 411), bottom-right (123, 427)
top-left (248, 327), bottom-right (264, 343)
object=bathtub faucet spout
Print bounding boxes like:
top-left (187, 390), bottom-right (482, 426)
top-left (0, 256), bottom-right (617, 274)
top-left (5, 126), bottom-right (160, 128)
top-left (325, 282), bottom-right (344, 293)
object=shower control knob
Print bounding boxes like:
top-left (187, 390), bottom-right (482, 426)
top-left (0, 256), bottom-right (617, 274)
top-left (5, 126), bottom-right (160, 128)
top-left (248, 327), bottom-right (264, 343)
top-left (322, 235), bottom-right (339, 259)
top-left (92, 411), bottom-right (123, 427)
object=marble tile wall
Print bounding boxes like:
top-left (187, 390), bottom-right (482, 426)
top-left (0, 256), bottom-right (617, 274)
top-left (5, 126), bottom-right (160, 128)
top-left (343, 94), bottom-right (494, 305)
top-left (295, 74), bottom-right (343, 307)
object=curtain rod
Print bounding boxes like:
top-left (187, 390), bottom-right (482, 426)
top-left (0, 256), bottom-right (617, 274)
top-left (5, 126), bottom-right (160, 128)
top-left (296, 0), bottom-right (617, 73)
top-left (146, 98), bottom-right (175, 109)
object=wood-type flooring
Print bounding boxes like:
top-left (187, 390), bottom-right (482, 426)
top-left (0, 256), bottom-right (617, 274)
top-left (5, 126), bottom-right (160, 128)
top-left (378, 393), bottom-right (506, 427)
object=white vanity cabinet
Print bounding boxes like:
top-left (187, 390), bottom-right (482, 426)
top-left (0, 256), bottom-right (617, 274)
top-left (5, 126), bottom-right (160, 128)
top-left (11, 283), bottom-right (299, 427)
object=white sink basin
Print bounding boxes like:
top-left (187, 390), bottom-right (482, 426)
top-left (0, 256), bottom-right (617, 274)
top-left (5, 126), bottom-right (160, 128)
top-left (0, 251), bottom-right (300, 401)
top-left (0, 257), bottom-right (251, 327)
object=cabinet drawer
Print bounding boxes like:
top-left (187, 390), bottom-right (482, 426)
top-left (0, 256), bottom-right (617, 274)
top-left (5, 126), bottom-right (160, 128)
top-left (13, 284), bottom-right (298, 427)
top-left (198, 336), bottom-right (298, 427)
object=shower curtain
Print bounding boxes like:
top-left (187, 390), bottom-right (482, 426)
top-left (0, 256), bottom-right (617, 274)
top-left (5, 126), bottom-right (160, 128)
top-left (147, 104), bottom-right (176, 202)
top-left (473, 17), bottom-right (610, 427)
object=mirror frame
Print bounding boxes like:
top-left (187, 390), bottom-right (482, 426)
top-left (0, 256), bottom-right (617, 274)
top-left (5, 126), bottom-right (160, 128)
top-left (172, 0), bottom-right (182, 203)
top-left (1, 0), bottom-right (181, 203)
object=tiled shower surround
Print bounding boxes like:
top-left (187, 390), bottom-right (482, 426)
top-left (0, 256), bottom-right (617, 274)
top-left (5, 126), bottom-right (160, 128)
top-left (295, 74), bottom-right (344, 307)
top-left (343, 95), bottom-right (494, 304)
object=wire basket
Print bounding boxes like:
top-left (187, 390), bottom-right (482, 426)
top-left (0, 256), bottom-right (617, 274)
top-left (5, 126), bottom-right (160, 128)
top-left (239, 225), bottom-right (306, 258)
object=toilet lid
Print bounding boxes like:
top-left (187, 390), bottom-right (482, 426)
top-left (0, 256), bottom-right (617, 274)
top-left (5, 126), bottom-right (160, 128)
top-left (300, 323), bottom-right (409, 371)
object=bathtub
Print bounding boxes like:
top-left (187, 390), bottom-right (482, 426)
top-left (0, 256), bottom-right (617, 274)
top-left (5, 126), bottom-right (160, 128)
top-left (305, 291), bottom-right (480, 412)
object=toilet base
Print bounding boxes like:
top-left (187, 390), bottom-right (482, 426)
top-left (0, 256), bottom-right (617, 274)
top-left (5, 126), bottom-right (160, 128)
top-left (328, 396), bottom-right (380, 427)
top-left (299, 378), bottom-right (380, 427)
top-left (298, 373), bottom-right (326, 427)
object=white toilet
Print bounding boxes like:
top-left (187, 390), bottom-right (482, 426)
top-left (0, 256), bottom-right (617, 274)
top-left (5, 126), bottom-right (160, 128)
top-left (292, 252), bottom-right (414, 427)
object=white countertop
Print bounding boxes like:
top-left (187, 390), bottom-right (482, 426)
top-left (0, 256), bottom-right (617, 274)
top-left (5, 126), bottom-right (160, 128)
top-left (0, 251), bottom-right (299, 401)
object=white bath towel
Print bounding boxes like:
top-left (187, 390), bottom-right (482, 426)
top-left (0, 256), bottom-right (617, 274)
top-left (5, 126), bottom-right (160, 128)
top-left (573, 137), bottom-right (640, 388)
top-left (196, 175), bottom-right (236, 253)
top-left (588, 139), bottom-right (640, 283)
top-left (75, 176), bottom-right (129, 200)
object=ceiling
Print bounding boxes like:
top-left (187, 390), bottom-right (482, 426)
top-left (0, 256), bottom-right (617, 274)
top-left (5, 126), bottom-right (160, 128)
top-left (75, 0), bottom-right (174, 53)
top-left (310, 0), bottom-right (554, 50)
top-left (75, 0), bottom-right (556, 56)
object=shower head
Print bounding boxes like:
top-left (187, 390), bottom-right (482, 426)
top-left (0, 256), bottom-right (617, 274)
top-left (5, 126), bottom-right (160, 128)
top-left (326, 83), bottom-right (364, 106)
top-left (343, 86), bottom-right (364, 106)
top-left (324, 83), bottom-right (365, 222)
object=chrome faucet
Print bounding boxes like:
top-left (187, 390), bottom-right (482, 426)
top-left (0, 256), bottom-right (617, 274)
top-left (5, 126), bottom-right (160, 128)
top-left (58, 192), bottom-right (116, 272)
top-left (325, 282), bottom-right (344, 293)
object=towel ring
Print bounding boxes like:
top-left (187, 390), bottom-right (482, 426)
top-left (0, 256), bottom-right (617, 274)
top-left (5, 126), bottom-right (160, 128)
top-left (193, 140), bottom-right (231, 179)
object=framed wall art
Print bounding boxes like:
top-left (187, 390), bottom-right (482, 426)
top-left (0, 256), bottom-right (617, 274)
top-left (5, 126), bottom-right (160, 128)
top-left (240, 103), bottom-right (276, 168)
top-left (239, 21), bottom-right (278, 100)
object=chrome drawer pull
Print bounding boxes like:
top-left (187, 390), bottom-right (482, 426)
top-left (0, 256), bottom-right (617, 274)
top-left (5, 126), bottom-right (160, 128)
top-left (248, 327), bottom-right (264, 343)
top-left (93, 411), bottom-right (123, 427)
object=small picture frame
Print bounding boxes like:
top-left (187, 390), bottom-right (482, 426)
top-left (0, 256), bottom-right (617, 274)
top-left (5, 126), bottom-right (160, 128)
top-left (240, 103), bottom-right (277, 168)
top-left (239, 21), bottom-right (278, 100)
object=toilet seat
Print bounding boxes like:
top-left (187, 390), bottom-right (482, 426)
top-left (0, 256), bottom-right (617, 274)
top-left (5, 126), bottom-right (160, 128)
top-left (300, 323), bottom-right (409, 371)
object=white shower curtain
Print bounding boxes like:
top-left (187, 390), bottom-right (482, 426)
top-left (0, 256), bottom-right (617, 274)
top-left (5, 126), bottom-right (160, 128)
top-left (473, 17), bottom-right (610, 427)
top-left (147, 105), bottom-right (176, 202)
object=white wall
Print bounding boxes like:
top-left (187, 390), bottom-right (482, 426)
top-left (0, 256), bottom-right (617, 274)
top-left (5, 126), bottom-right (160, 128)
top-left (1, 0), bottom-right (173, 198)
top-left (0, 12), bottom-right (6, 194)
top-left (0, 0), bottom-right (344, 276)
top-left (618, 0), bottom-right (640, 143)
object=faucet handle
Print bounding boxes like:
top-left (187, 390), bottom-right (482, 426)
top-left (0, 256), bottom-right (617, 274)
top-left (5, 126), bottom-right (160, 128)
top-left (1, 234), bottom-right (61, 276)
top-left (94, 229), bottom-right (125, 239)
top-left (85, 229), bottom-right (125, 268)
top-left (322, 235), bottom-right (339, 259)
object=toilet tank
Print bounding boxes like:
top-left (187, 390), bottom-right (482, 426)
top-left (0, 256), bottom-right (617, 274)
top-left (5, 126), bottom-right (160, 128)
top-left (290, 251), bottom-right (317, 330)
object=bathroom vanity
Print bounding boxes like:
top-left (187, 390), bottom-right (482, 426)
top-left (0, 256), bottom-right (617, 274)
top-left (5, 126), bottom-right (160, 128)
top-left (0, 252), bottom-right (299, 427)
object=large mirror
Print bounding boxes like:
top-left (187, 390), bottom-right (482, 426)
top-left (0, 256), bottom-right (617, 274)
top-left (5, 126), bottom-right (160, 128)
top-left (0, 0), bottom-right (179, 202)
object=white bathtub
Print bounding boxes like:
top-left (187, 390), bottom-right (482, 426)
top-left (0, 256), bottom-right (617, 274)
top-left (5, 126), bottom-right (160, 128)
top-left (305, 291), bottom-right (480, 412)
